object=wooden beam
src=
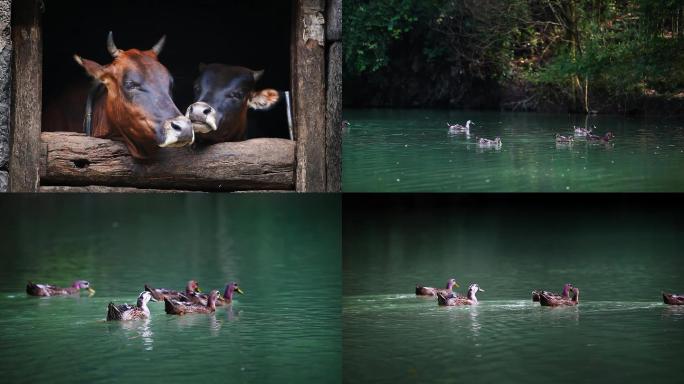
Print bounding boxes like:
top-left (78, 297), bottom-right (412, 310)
top-left (9, 0), bottom-right (42, 192)
top-left (40, 186), bottom-right (195, 193)
top-left (325, 41), bottom-right (342, 192)
top-left (326, 0), bottom-right (342, 42)
top-left (292, 0), bottom-right (327, 192)
top-left (40, 132), bottom-right (295, 191)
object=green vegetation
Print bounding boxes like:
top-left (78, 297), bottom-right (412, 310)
top-left (344, 0), bottom-right (684, 113)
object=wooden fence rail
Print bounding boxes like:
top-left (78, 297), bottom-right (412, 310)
top-left (40, 132), bottom-right (295, 191)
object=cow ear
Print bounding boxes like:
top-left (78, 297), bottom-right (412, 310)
top-left (198, 63), bottom-right (207, 73)
top-left (253, 69), bottom-right (264, 82)
top-left (247, 89), bottom-right (279, 110)
top-left (74, 55), bottom-right (106, 80)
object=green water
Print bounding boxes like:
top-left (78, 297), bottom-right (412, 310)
top-left (343, 196), bottom-right (684, 384)
top-left (0, 195), bottom-right (340, 384)
top-left (342, 109), bottom-right (684, 192)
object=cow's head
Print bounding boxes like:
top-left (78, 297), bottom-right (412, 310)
top-left (186, 64), bottom-right (279, 142)
top-left (74, 32), bottom-right (194, 159)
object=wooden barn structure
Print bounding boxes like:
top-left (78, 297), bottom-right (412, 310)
top-left (0, 0), bottom-right (341, 192)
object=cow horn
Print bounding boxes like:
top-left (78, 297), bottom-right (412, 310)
top-left (107, 31), bottom-right (121, 58)
top-left (151, 35), bottom-right (166, 56)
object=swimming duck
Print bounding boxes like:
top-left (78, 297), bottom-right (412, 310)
top-left (573, 126), bottom-right (593, 136)
top-left (26, 280), bottom-right (95, 296)
top-left (539, 287), bottom-right (579, 307)
top-left (586, 132), bottom-right (614, 143)
top-left (416, 278), bottom-right (459, 296)
top-left (144, 280), bottom-right (201, 302)
top-left (437, 283), bottom-right (484, 306)
top-left (662, 292), bottom-right (684, 305)
top-left (448, 120), bottom-right (474, 134)
top-left (188, 282), bottom-right (245, 306)
top-left (106, 291), bottom-right (158, 321)
top-left (477, 137), bottom-right (502, 148)
top-left (555, 133), bottom-right (574, 144)
top-left (532, 283), bottom-right (573, 302)
top-left (164, 289), bottom-right (220, 315)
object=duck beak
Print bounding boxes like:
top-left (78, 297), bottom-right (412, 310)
top-left (236, 287), bottom-right (245, 295)
top-left (478, 288), bottom-right (485, 292)
top-left (454, 282), bottom-right (460, 288)
top-left (87, 287), bottom-right (96, 295)
top-left (196, 286), bottom-right (202, 293)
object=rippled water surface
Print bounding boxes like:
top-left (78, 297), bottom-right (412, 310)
top-left (343, 109), bottom-right (684, 191)
top-left (343, 197), bottom-right (684, 383)
top-left (0, 195), bottom-right (340, 383)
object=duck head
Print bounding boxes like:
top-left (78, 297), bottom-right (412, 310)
top-left (186, 280), bottom-right (201, 293)
top-left (465, 120), bottom-right (474, 129)
top-left (605, 132), bottom-right (615, 140)
top-left (223, 282), bottom-right (245, 301)
top-left (73, 280), bottom-right (96, 295)
top-left (562, 283), bottom-right (574, 297)
top-left (445, 278), bottom-right (460, 290)
top-left (467, 283), bottom-right (484, 301)
top-left (137, 291), bottom-right (158, 307)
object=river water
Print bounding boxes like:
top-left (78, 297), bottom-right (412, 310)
top-left (343, 195), bottom-right (684, 383)
top-left (343, 109), bottom-right (684, 191)
top-left (0, 195), bottom-right (340, 384)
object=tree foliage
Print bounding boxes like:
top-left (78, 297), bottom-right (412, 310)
top-left (344, 0), bottom-right (684, 112)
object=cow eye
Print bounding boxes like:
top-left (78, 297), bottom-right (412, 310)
top-left (227, 91), bottom-right (243, 99)
top-left (124, 80), bottom-right (141, 90)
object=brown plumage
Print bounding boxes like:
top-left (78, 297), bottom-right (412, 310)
top-left (539, 288), bottom-right (580, 307)
top-left (107, 291), bottom-right (157, 321)
top-left (662, 292), bottom-right (684, 305)
top-left (164, 290), bottom-right (220, 315)
top-left (26, 280), bottom-right (95, 296)
top-left (145, 280), bottom-right (200, 302)
top-left (416, 278), bottom-right (459, 296)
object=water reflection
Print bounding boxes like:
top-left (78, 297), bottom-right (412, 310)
top-left (107, 318), bottom-right (155, 351)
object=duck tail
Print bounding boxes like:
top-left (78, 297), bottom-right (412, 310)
top-left (106, 302), bottom-right (120, 321)
top-left (436, 291), bottom-right (448, 306)
top-left (164, 298), bottom-right (179, 315)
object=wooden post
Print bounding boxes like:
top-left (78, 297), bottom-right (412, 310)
top-left (325, 0), bottom-right (341, 192)
top-left (9, 0), bottom-right (42, 192)
top-left (292, 0), bottom-right (326, 192)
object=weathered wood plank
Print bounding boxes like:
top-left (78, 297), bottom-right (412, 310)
top-left (40, 132), bottom-right (296, 191)
top-left (292, 0), bottom-right (327, 192)
top-left (40, 185), bottom-right (195, 193)
top-left (326, 0), bottom-right (341, 42)
top-left (325, 41), bottom-right (342, 192)
top-left (9, 0), bottom-right (42, 192)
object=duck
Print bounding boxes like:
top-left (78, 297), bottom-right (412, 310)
top-left (416, 278), bottom-right (459, 296)
top-left (555, 133), bottom-right (574, 144)
top-left (531, 283), bottom-right (573, 302)
top-left (106, 291), bottom-right (157, 321)
top-left (573, 126), bottom-right (593, 136)
top-left (144, 280), bottom-right (201, 302)
top-left (662, 292), bottom-right (684, 305)
top-left (437, 283), bottom-right (484, 306)
top-left (477, 137), bottom-right (502, 148)
top-left (187, 281), bottom-right (245, 306)
top-left (448, 120), bottom-right (474, 134)
top-left (26, 280), bottom-right (95, 296)
top-left (539, 287), bottom-right (579, 307)
top-left (164, 289), bottom-right (220, 315)
top-left (586, 132), bottom-right (615, 143)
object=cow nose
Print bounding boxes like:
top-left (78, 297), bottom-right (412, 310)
top-left (158, 116), bottom-right (194, 148)
top-left (185, 101), bottom-right (218, 133)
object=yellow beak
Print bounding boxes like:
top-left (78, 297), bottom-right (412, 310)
top-left (87, 287), bottom-right (96, 295)
top-left (236, 287), bottom-right (245, 295)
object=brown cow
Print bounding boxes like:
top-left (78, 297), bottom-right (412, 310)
top-left (184, 64), bottom-right (280, 143)
top-left (46, 32), bottom-right (194, 159)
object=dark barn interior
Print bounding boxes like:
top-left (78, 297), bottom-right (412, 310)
top-left (42, 0), bottom-right (292, 139)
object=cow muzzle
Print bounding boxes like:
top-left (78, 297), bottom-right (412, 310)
top-left (186, 102), bottom-right (218, 134)
top-left (158, 116), bottom-right (195, 147)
